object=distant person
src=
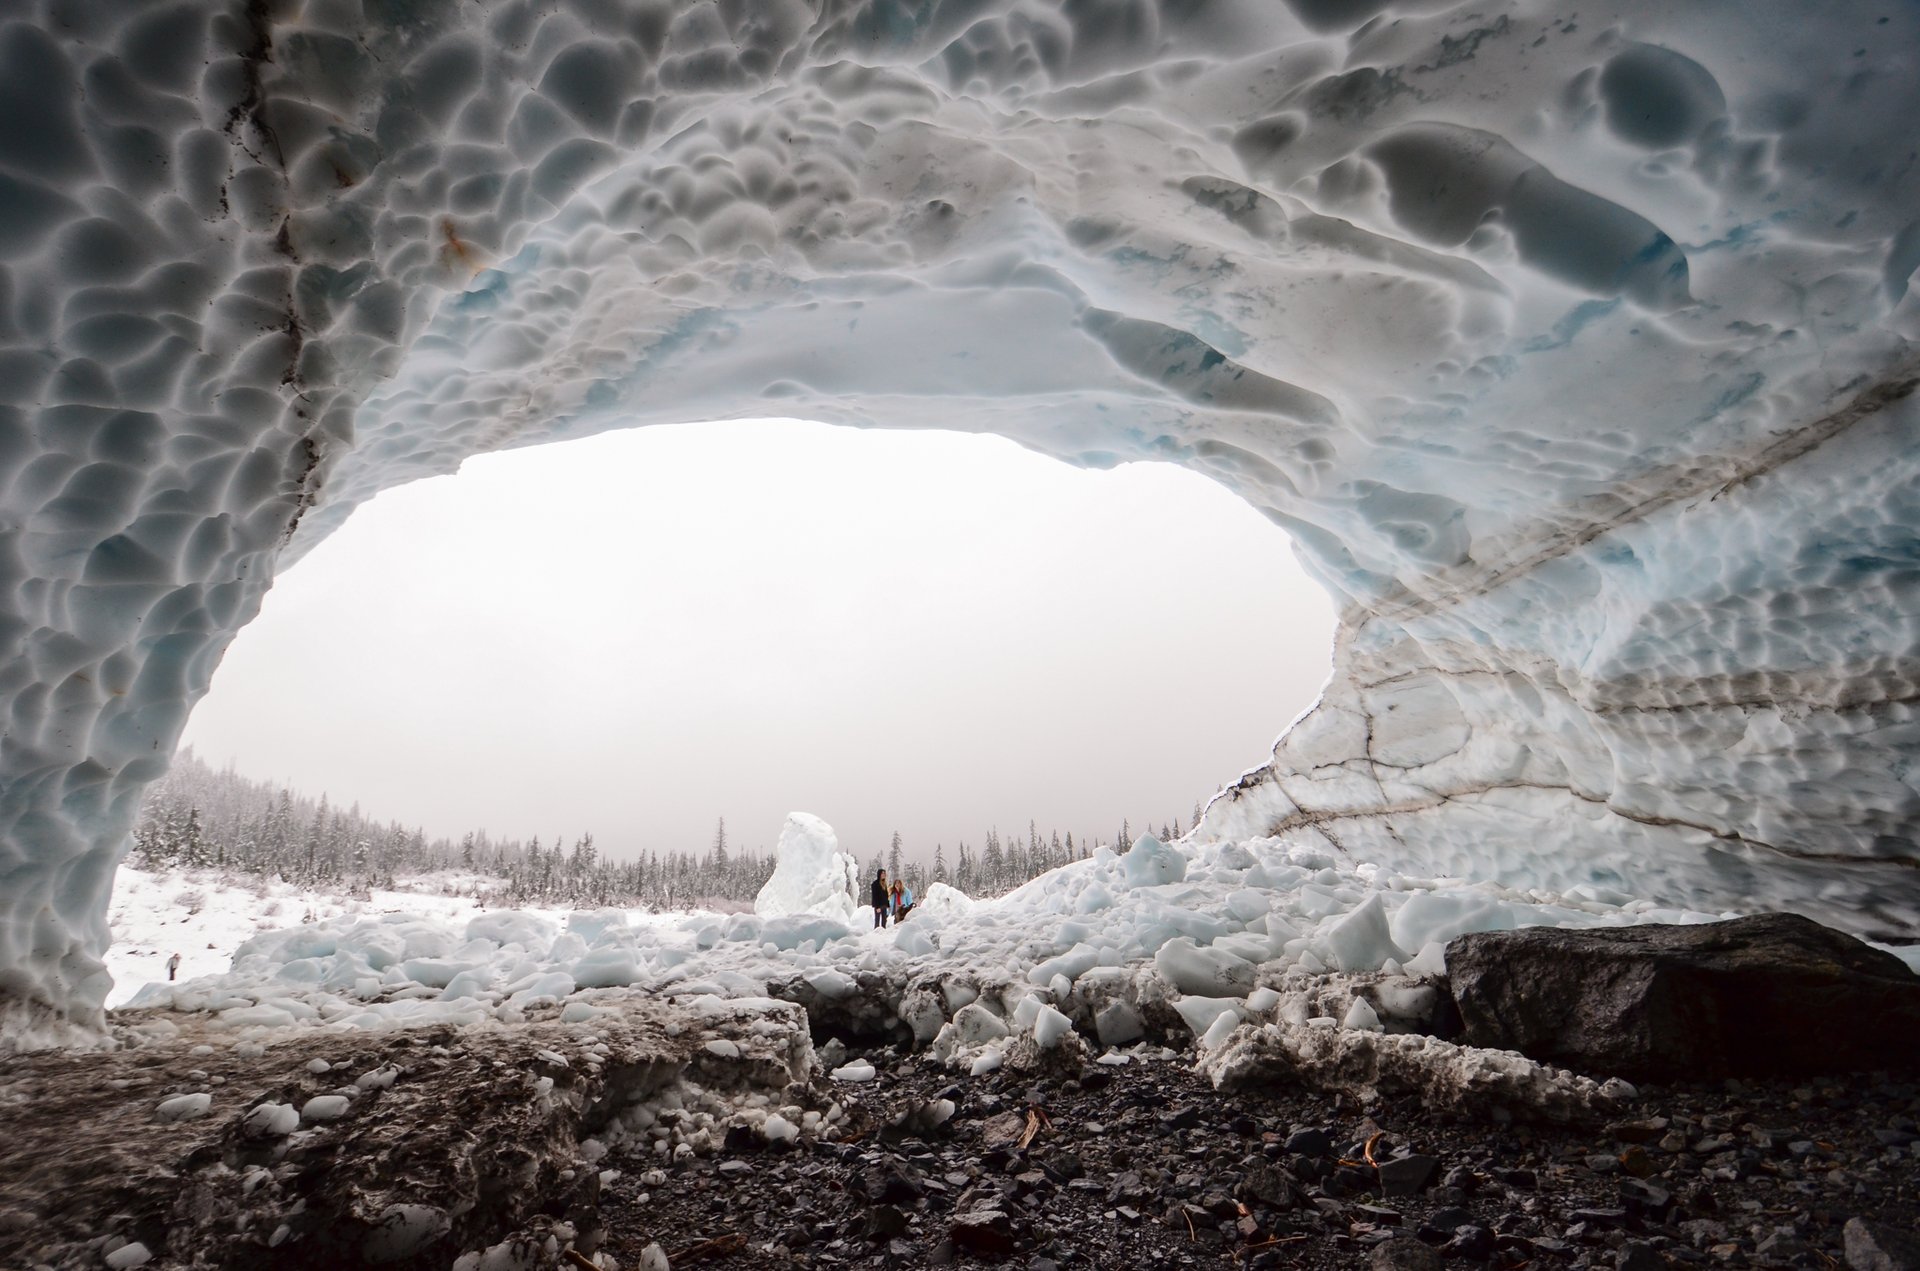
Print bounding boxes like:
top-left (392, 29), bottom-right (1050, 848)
top-left (166, 952), bottom-right (181, 981)
top-left (871, 868), bottom-right (890, 928)
top-left (893, 880), bottom-right (914, 922)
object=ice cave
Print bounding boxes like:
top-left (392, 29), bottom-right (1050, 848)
top-left (2, 0), bottom-right (1919, 1045)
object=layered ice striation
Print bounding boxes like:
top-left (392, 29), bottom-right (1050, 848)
top-left (2, 0), bottom-right (1918, 1035)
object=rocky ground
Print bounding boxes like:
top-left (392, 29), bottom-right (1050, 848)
top-left (599, 1044), bottom-right (1920, 1270)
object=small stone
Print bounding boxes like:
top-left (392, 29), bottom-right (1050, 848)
top-left (1844, 1216), bottom-right (1920, 1271)
top-left (1619, 1146), bottom-right (1658, 1177)
top-left (1754, 1231), bottom-right (1818, 1267)
top-left (1377, 1154), bottom-right (1438, 1197)
top-left (1354, 1204), bottom-right (1404, 1226)
top-left (1371, 1237), bottom-right (1444, 1271)
top-left (1620, 1178), bottom-right (1673, 1218)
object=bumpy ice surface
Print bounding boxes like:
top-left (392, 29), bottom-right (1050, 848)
top-left (2, 0), bottom-right (1918, 1034)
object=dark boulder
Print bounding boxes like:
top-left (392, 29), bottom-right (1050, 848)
top-left (1846, 1217), bottom-right (1920, 1271)
top-left (1446, 914), bottom-right (1920, 1080)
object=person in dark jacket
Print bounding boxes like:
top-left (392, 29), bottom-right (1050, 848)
top-left (870, 868), bottom-right (890, 928)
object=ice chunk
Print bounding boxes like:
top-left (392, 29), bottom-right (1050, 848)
top-left (829, 1062), bottom-right (876, 1082)
top-left (949, 1002), bottom-right (1010, 1046)
top-left (1324, 894), bottom-right (1407, 973)
top-left (106, 1244), bottom-right (153, 1269)
top-left (1095, 1000), bottom-right (1144, 1047)
top-left (1200, 1010), bottom-right (1241, 1050)
top-left (155, 1092), bottom-right (211, 1122)
top-left (1033, 1003), bottom-right (1073, 1049)
top-left (242, 1101), bottom-right (299, 1137)
top-left (1153, 937), bottom-right (1255, 996)
top-left (762, 1113), bottom-right (800, 1143)
top-left (754, 813), bottom-right (861, 925)
top-left (969, 1049), bottom-right (1003, 1076)
top-left (1173, 996), bottom-right (1243, 1039)
top-left (301, 1094), bottom-right (351, 1123)
top-left (1390, 890), bottom-right (1518, 952)
top-left (1342, 998), bottom-right (1383, 1032)
top-left (1122, 835), bottom-right (1187, 887)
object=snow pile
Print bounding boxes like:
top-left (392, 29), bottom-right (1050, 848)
top-left (752, 813), bottom-right (860, 927)
top-left (4, 0), bottom-right (1920, 1037)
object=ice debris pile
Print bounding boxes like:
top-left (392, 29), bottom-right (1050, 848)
top-left (4, 0), bottom-right (1920, 1036)
top-left (126, 822), bottom-right (1760, 1047)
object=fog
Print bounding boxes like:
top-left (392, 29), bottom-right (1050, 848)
top-left (182, 419), bottom-right (1336, 865)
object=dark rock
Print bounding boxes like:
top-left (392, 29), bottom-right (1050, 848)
top-left (1354, 1204), bottom-right (1404, 1226)
top-left (866, 1205), bottom-right (910, 1241)
top-left (951, 1207), bottom-right (1018, 1256)
top-left (1494, 1167), bottom-right (1537, 1190)
top-left (1446, 914), bottom-right (1920, 1080)
top-left (1236, 1163), bottom-right (1301, 1210)
top-left (1619, 1240), bottom-right (1668, 1271)
top-left (1620, 1178), bottom-right (1673, 1219)
top-left (1427, 1207), bottom-right (1474, 1233)
top-left (1444, 1224), bottom-right (1498, 1259)
top-left (1377, 1154), bottom-right (1439, 1197)
top-left (1372, 1236), bottom-right (1445, 1271)
top-left (864, 1162), bottom-right (925, 1204)
top-left (1162, 1105), bottom-right (1202, 1131)
top-left (1844, 1218), bottom-right (1920, 1271)
top-left (1285, 1128), bottom-right (1333, 1157)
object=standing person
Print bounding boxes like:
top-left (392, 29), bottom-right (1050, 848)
top-left (870, 868), bottom-right (890, 928)
top-left (896, 880), bottom-right (915, 922)
top-left (166, 952), bottom-right (181, 981)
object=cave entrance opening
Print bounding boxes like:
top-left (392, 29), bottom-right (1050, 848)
top-left (177, 416), bottom-right (1335, 867)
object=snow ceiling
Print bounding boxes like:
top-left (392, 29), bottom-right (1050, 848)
top-left (2, 0), bottom-right (1918, 1032)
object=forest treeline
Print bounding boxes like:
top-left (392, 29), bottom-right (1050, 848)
top-left (132, 751), bottom-right (1203, 909)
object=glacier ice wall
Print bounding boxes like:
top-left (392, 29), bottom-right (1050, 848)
top-left (1, 0), bottom-right (1917, 1035)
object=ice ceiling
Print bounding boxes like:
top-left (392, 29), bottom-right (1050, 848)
top-left (2, 0), bottom-right (1917, 1035)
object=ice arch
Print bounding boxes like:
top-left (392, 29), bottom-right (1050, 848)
top-left (2, 0), bottom-right (1918, 1039)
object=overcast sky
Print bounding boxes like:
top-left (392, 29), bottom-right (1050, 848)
top-left (181, 419), bottom-right (1335, 865)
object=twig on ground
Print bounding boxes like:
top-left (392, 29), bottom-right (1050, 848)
top-left (562, 1250), bottom-right (599, 1271)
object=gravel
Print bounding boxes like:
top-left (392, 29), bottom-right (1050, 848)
top-left (595, 1047), bottom-right (1920, 1268)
